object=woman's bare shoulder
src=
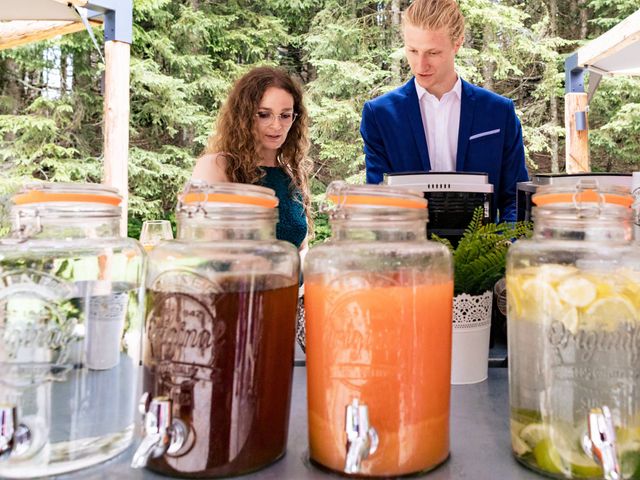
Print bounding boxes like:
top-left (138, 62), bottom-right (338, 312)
top-left (192, 152), bottom-right (229, 182)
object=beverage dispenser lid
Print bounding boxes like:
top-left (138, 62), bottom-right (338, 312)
top-left (12, 182), bottom-right (122, 206)
top-left (326, 181), bottom-right (427, 210)
top-left (533, 186), bottom-right (632, 208)
top-left (179, 180), bottom-right (278, 209)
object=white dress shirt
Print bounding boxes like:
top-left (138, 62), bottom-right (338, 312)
top-left (415, 77), bottom-right (462, 172)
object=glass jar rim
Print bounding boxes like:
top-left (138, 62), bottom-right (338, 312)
top-left (12, 182), bottom-right (122, 207)
top-left (326, 181), bottom-right (427, 211)
top-left (178, 180), bottom-right (278, 211)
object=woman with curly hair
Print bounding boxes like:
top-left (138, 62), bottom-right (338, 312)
top-left (192, 66), bottom-right (312, 251)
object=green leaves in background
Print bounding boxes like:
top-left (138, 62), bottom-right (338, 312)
top-left (1, 0), bottom-right (639, 241)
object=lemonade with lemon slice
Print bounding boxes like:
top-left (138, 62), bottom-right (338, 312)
top-left (508, 263), bottom-right (640, 478)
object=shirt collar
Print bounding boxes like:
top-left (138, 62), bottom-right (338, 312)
top-left (415, 75), bottom-right (462, 102)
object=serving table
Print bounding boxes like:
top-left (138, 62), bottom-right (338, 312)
top-left (56, 367), bottom-right (541, 480)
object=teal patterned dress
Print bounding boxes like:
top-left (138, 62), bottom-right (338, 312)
top-left (258, 166), bottom-right (307, 248)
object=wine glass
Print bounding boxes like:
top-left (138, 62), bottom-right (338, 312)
top-left (140, 220), bottom-right (173, 251)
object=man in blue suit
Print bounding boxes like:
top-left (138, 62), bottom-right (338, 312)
top-left (361, 0), bottom-right (528, 222)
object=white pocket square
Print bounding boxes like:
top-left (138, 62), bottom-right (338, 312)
top-left (469, 129), bottom-right (500, 141)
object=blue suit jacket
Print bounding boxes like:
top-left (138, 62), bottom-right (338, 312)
top-left (361, 78), bottom-right (529, 222)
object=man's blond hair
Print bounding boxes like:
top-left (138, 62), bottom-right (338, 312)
top-left (403, 0), bottom-right (465, 44)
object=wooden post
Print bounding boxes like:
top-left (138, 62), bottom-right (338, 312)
top-left (103, 39), bottom-right (130, 236)
top-left (564, 92), bottom-right (590, 173)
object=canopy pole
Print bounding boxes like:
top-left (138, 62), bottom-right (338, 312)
top-left (103, 39), bottom-right (130, 235)
top-left (564, 92), bottom-right (589, 173)
top-left (87, 0), bottom-right (132, 235)
top-left (564, 53), bottom-right (590, 173)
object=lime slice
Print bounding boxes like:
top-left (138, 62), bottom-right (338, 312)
top-left (531, 432), bottom-right (601, 477)
top-left (561, 449), bottom-right (601, 477)
top-left (521, 279), bottom-right (564, 320)
top-left (584, 296), bottom-right (637, 330)
top-left (621, 448), bottom-right (640, 478)
top-left (533, 438), bottom-right (563, 474)
top-left (617, 426), bottom-right (640, 447)
top-left (557, 276), bottom-right (596, 308)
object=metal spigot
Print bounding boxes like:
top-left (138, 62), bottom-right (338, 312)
top-left (130, 393), bottom-right (187, 469)
top-left (582, 406), bottom-right (621, 480)
top-left (0, 405), bottom-right (31, 461)
top-left (344, 398), bottom-right (379, 474)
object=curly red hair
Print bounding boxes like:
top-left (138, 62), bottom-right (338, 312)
top-left (206, 66), bottom-right (313, 234)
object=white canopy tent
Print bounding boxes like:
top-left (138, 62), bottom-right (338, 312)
top-left (564, 8), bottom-right (640, 173)
top-left (0, 0), bottom-right (132, 234)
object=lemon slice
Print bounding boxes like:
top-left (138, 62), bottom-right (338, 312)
top-left (506, 277), bottom-right (524, 318)
top-left (521, 279), bottom-right (564, 320)
top-left (519, 423), bottom-right (549, 447)
top-left (557, 276), bottom-right (596, 308)
top-left (584, 296), bottom-right (637, 330)
top-left (535, 264), bottom-right (579, 283)
top-left (619, 268), bottom-right (640, 284)
top-left (559, 307), bottom-right (579, 333)
top-left (511, 431), bottom-right (532, 456)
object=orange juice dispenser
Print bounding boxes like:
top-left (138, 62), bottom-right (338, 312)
top-left (304, 182), bottom-right (454, 477)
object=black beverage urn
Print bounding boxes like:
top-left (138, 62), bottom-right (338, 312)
top-left (384, 171), bottom-right (494, 246)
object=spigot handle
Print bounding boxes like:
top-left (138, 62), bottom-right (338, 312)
top-left (131, 433), bottom-right (163, 469)
top-left (130, 394), bottom-right (187, 469)
top-left (344, 399), bottom-right (378, 474)
top-left (0, 405), bottom-right (32, 461)
top-left (582, 406), bottom-right (621, 480)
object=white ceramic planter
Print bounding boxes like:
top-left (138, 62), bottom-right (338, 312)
top-left (451, 290), bottom-right (492, 385)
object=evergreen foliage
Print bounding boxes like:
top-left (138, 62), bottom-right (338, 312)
top-left (1, 0), bottom-right (639, 240)
top-left (433, 208), bottom-right (532, 296)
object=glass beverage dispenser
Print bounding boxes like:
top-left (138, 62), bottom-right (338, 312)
top-left (304, 182), bottom-right (454, 477)
top-left (507, 181), bottom-right (640, 479)
top-left (132, 181), bottom-right (300, 477)
top-left (0, 183), bottom-right (145, 478)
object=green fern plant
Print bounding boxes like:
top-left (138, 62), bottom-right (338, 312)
top-left (433, 207), bottom-right (532, 296)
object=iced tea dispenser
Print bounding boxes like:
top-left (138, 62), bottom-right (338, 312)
top-left (0, 182), bottom-right (145, 478)
top-left (132, 181), bottom-right (300, 477)
top-left (304, 181), bottom-right (453, 476)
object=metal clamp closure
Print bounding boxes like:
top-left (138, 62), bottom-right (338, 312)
top-left (573, 179), bottom-right (604, 219)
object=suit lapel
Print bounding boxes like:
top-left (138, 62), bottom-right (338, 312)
top-left (403, 79), bottom-right (431, 171)
top-left (456, 79), bottom-right (476, 171)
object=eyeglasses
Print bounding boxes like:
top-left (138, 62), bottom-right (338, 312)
top-left (255, 111), bottom-right (299, 126)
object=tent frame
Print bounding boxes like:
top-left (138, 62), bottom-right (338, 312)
top-left (87, 0), bottom-right (132, 235)
top-left (563, 8), bottom-right (640, 173)
top-left (1, 0), bottom-right (132, 234)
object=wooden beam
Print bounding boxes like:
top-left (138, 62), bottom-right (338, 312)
top-left (0, 20), bottom-right (101, 51)
top-left (103, 40), bottom-right (130, 236)
top-left (51, 0), bottom-right (88, 6)
top-left (564, 92), bottom-right (590, 173)
top-left (576, 9), bottom-right (640, 70)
